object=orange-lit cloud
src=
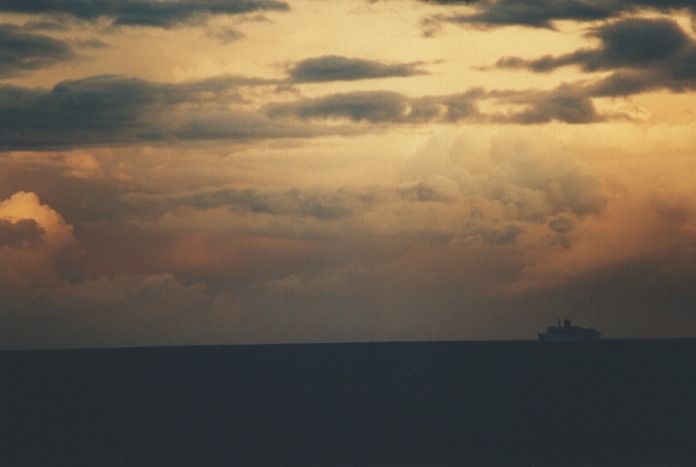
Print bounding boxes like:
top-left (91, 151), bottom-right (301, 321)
top-left (2, 1), bottom-right (696, 347)
top-left (0, 192), bottom-right (82, 289)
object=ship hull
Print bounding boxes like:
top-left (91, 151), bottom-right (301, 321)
top-left (538, 332), bottom-right (601, 342)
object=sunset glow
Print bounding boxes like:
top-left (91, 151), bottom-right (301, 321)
top-left (2, 0), bottom-right (696, 348)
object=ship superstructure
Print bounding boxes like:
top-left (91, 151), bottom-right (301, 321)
top-left (538, 319), bottom-right (601, 342)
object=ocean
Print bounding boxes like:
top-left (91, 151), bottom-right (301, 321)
top-left (2, 339), bottom-right (696, 466)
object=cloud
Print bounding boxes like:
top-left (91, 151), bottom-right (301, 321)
top-left (0, 0), bottom-right (289, 28)
top-left (0, 24), bottom-right (75, 77)
top-left (125, 185), bottom-right (382, 222)
top-left (287, 55), bottom-right (427, 83)
top-left (481, 222), bottom-right (523, 245)
top-left (496, 18), bottom-right (692, 73)
top-left (589, 18), bottom-right (690, 69)
top-left (443, 1), bottom-right (616, 28)
top-left (425, 0), bottom-right (696, 29)
top-left (0, 272), bottom-right (239, 349)
top-left (266, 86), bottom-right (622, 125)
top-left (548, 215), bottom-right (574, 233)
top-left (121, 128), bottom-right (609, 246)
top-left (11, 127), bottom-right (692, 346)
top-left (492, 83), bottom-right (603, 124)
top-left (508, 188), bottom-right (696, 301)
top-left (266, 90), bottom-right (483, 123)
top-left (412, 129), bottom-right (609, 231)
top-left (0, 76), bottom-right (169, 148)
top-left (0, 218), bottom-right (44, 248)
top-left (399, 179), bottom-right (458, 202)
top-left (0, 192), bottom-right (82, 289)
top-left (492, 18), bottom-right (696, 99)
top-left (205, 26), bottom-right (245, 44)
top-left (0, 65), bottom-right (641, 154)
top-left (267, 91), bottom-right (410, 122)
top-left (0, 74), bottom-right (322, 150)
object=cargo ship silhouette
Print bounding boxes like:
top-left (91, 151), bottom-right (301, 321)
top-left (538, 319), bottom-right (601, 342)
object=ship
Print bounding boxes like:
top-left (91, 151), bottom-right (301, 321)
top-left (538, 319), bottom-right (601, 342)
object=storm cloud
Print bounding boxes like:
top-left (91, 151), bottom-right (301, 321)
top-left (0, 0), bottom-right (289, 28)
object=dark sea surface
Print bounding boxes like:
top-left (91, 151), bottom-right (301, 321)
top-left (2, 339), bottom-right (696, 466)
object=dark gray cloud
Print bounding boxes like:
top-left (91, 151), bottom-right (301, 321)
top-left (0, 218), bottom-right (45, 248)
top-left (0, 75), bottom-right (183, 148)
top-left (266, 85), bottom-right (624, 125)
top-left (592, 18), bottom-right (690, 69)
top-left (267, 91), bottom-right (409, 122)
top-left (589, 19), bottom-right (696, 96)
top-left (0, 24), bottom-right (74, 77)
top-left (0, 73), bottom-right (626, 153)
top-left (0, 74), bottom-right (313, 150)
top-left (494, 54), bottom-right (590, 74)
top-left (450, 0), bottom-right (615, 28)
top-left (493, 18), bottom-right (696, 98)
top-left (426, 0), bottom-right (696, 29)
top-left (493, 83), bottom-right (603, 124)
top-left (288, 55), bottom-right (427, 83)
top-left (587, 71), bottom-right (655, 97)
top-left (266, 90), bottom-right (483, 123)
top-left (0, 0), bottom-right (288, 28)
top-left (0, 62), bottom-right (654, 155)
top-left (0, 75), bottom-right (483, 151)
top-left (496, 18), bottom-right (691, 72)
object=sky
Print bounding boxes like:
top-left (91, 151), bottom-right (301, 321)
top-left (1, 0), bottom-right (696, 349)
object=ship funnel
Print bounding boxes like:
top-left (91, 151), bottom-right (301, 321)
top-left (564, 319), bottom-right (571, 328)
